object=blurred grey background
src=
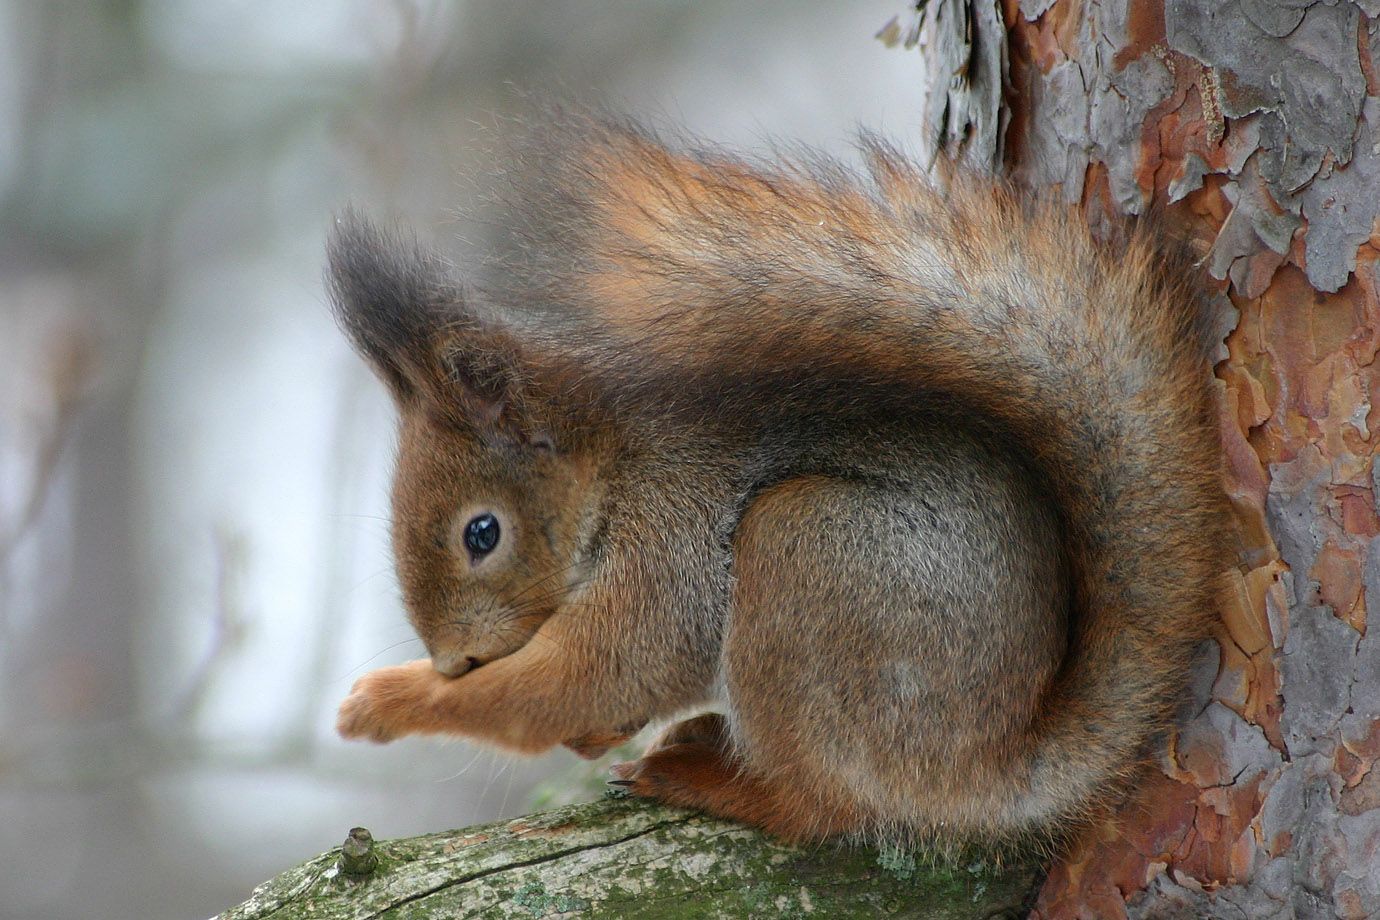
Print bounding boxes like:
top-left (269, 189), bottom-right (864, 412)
top-left (0, 2), bottom-right (923, 917)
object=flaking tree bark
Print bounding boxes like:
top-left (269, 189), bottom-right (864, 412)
top-left (224, 2), bottom-right (1379, 917)
top-left (965, 1), bottom-right (1379, 917)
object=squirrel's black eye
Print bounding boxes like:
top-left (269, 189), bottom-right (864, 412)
top-left (463, 513), bottom-right (501, 557)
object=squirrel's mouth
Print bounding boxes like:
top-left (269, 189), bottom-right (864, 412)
top-left (427, 606), bottom-right (546, 676)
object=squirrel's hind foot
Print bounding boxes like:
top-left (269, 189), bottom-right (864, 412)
top-left (609, 714), bottom-right (863, 842)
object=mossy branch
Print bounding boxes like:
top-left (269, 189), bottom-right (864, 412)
top-left (219, 795), bottom-right (1041, 919)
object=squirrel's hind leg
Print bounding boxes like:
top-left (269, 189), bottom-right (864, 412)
top-left (612, 471), bottom-right (1061, 841)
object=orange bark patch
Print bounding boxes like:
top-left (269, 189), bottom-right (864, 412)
top-left (1312, 539), bottom-right (1365, 632)
top-left (1113, 2), bottom-right (1167, 71)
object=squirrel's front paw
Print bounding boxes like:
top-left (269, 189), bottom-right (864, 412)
top-left (337, 659), bottom-right (444, 743)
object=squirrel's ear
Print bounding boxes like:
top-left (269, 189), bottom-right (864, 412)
top-left (327, 209), bottom-right (444, 401)
top-left (326, 210), bottom-right (538, 441)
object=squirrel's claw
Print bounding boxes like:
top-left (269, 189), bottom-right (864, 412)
top-left (605, 758), bottom-right (662, 799)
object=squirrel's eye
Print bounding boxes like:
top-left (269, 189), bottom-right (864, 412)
top-left (463, 513), bottom-right (501, 557)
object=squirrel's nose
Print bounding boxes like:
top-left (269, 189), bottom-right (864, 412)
top-left (432, 652), bottom-right (482, 677)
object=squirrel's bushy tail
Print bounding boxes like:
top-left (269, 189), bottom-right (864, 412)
top-left (487, 114), bottom-right (1230, 836)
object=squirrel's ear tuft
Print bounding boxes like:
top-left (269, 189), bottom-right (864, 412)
top-left (326, 209), bottom-right (453, 401)
top-left (326, 209), bottom-right (537, 441)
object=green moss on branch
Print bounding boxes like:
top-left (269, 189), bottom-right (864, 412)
top-left (219, 796), bottom-right (1041, 919)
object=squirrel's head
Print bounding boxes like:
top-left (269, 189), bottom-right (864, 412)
top-left (327, 211), bottom-right (606, 675)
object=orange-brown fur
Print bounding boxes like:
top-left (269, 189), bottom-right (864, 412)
top-left (327, 111), bottom-right (1229, 848)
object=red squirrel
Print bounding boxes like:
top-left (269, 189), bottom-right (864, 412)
top-left (327, 112), bottom-right (1228, 846)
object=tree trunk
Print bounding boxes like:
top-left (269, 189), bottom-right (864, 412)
top-left (969, 1), bottom-right (1380, 917)
top-left (217, 796), bottom-right (1040, 919)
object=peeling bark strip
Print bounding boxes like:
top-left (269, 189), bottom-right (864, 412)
top-left (881, 0), bottom-right (1009, 169)
top-left (981, 0), bottom-right (1380, 917)
top-left (218, 797), bottom-right (1040, 919)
